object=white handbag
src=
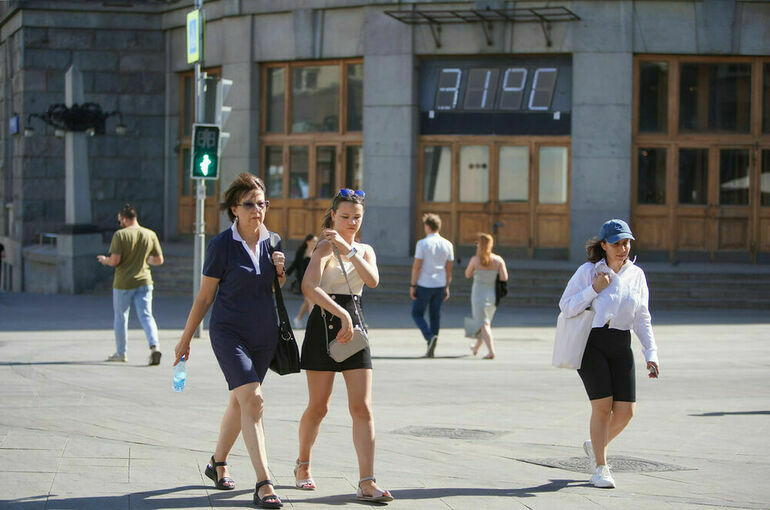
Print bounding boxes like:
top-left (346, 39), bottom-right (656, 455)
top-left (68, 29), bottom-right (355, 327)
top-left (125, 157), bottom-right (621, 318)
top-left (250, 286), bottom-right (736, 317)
top-left (552, 307), bottom-right (595, 369)
top-left (324, 244), bottom-right (370, 363)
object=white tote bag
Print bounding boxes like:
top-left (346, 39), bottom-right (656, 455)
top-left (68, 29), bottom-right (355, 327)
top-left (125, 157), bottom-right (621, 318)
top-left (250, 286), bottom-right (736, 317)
top-left (552, 308), bottom-right (595, 369)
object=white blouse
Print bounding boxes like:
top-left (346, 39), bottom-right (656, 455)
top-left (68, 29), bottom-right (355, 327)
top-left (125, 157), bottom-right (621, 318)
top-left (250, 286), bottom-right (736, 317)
top-left (559, 259), bottom-right (659, 364)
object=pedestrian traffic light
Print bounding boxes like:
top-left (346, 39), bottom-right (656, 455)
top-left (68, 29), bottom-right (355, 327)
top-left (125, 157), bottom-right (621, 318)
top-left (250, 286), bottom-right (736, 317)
top-left (190, 123), bottom-right (220, 180)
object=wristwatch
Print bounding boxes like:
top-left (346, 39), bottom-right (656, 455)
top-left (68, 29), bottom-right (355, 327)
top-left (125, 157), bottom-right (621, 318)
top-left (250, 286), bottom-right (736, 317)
top-left (346, 246), bottom-right (357, 259)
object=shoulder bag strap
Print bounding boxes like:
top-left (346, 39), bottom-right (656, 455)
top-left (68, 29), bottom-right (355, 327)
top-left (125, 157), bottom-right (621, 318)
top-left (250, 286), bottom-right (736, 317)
top-left (330, 243), bottom-right (366, 332)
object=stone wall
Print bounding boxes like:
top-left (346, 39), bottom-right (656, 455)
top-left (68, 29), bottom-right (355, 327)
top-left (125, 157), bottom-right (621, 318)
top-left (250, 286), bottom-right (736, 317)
top-left (11, 10), bottom-right (166, 244)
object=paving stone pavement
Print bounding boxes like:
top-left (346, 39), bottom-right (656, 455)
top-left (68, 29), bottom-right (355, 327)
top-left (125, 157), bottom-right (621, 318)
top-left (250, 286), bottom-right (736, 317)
top-left (1, 291), bottom-right (769, 509)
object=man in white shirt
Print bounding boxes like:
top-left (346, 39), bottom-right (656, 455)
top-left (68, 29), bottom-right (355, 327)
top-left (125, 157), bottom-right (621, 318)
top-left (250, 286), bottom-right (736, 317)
top-left (410, 213), bottom-right (454, 357)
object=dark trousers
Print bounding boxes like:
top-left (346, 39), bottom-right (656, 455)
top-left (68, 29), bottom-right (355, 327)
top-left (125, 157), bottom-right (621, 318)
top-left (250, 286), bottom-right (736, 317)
top-left (411, 285), bottom-right (445, 341)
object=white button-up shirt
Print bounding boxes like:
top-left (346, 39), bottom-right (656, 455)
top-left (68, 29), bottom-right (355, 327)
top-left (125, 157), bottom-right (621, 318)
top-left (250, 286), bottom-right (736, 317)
top-left (559, 259), bottom-right (658, 363)
top-left (415, 232), bottom-right (455, 288)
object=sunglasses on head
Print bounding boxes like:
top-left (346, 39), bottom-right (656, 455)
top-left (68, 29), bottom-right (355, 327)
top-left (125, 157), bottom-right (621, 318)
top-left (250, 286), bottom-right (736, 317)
top-left (337, 188), bottom-right (365, 200)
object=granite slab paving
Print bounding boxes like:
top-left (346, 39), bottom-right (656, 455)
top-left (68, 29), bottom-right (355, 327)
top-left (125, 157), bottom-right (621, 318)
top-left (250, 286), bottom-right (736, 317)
top-left (1, 291), bottom-right (769, 509)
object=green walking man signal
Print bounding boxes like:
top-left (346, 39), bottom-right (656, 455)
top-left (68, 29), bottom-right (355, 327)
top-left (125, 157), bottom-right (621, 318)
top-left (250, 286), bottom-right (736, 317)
top-left (190, 123), bottom-right (220, 180)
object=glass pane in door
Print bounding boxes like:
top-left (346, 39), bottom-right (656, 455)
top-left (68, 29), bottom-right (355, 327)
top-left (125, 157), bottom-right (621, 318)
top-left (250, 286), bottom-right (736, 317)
top-left (266, 67), bottom-right (285, 133)
top-left (317, 146), bottom-right (336, 198)
top-left (345, 146), bottom-right (363, 189)
top-left (265, 146), bottom-right (284, 198)
top-left (637, 148), bottom-right (666, 204)
top-left (678, 149), bottom-right (708, 204)
top-left (460, 145), bottom-right (489, 202)
top-left (289, 146), bottom-right (309, 198)
top-left (538, 146), bottom-right (568, 204)
top-left (719, 149), bottom-right (750, 205)
top-left (498, 146), bottom-right (528, 202)
top-left (762, 150), bottom-right (770, 206)
top-left (423, 146), bottom-right (451, 202)
top-left (638, 62), bottom-right (668, 133)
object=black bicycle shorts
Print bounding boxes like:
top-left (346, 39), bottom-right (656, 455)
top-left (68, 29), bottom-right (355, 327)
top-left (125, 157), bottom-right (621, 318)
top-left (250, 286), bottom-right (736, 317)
top-left (577, 325), bottom-right (636, 402)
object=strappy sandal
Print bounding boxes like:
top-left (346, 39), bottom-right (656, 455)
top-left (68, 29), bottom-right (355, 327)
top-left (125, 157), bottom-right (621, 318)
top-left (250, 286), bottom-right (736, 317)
top-left (204, 455), bottom-right (235, 490)
top-left (254, 479), bottom-right (283, 509)
top-left (356, 476), bottom-right (394, 503)
top-left (294, 459), bottom-right (316, 490)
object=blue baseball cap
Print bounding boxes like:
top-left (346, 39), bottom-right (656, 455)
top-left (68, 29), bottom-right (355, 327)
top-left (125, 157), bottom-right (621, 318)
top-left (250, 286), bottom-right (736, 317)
top-left (599, 219), bottom-right (635, 244)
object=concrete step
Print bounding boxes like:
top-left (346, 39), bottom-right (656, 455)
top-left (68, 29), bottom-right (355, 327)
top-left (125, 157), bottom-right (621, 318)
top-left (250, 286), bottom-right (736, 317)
top-left (132, 255), bottom-right (770, 308)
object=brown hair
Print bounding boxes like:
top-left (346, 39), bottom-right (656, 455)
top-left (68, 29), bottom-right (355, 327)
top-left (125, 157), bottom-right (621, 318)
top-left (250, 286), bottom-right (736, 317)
top-left (476, 233), bottom-right (494, 267)
top-left (423, 213), bottom-right (441, 232)
top-left (321, 189), bottom-right (365, 230)
top-left (118, 203), bottom-right (137, 220)
top-left (585, 236), bottom-right (606, 263)
top-left (222, 172), bottom-right (266, 222)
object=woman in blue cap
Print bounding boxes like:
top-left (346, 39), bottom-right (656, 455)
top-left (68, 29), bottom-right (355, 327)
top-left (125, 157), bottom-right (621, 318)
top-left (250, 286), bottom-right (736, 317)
top-left (558, 219), bottom-right (660, 489)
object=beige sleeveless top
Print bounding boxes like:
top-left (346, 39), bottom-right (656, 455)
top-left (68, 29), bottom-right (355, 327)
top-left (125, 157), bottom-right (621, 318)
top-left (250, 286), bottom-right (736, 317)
top-left (319, 253), bottom-right (365, 296)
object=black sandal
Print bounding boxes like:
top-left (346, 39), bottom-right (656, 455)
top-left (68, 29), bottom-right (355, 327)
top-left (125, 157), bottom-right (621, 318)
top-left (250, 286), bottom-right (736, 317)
top-left (254, 479), bottom-right (283, 508)
top-left (204, 455), bottom-right (235, 490)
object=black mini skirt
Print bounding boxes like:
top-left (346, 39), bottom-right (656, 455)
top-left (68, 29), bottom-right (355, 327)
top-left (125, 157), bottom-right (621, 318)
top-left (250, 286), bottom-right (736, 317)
top-left (300, 294), bottom-right (372, 372)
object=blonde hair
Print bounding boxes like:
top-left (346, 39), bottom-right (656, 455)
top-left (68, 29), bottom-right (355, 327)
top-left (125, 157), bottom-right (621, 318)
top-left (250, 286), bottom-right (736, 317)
top-left (476, 233), bottom-right (494, 267)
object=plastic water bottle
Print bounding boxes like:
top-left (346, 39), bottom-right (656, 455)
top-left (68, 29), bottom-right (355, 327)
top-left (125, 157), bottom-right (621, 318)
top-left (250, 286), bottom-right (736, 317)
top-left (173, 357), bottom-right (187, 392)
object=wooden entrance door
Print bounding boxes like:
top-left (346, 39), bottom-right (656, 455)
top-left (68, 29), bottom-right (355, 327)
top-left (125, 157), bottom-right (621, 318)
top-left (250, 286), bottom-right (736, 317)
top-left (634, 143), bottom-right (769, 261)
top-left (418, 136), bottom-right (570, 256)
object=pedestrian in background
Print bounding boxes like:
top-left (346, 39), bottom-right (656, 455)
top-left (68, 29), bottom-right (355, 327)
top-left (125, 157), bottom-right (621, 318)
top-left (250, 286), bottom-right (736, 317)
top-left (464, 233), bottom-right (508, 359)
top-left (558, 219), bottom-right (660, 489)
top-left (295, 188), bottom-right (393, 503)
top-left (410, 213), bottom-right (454, 358)
top-left (173, 173), bottom-right (286, 509)
top-left (97, 204), bottom-right (163, 365)
top-left (287, 233), bottom-right (318, 328)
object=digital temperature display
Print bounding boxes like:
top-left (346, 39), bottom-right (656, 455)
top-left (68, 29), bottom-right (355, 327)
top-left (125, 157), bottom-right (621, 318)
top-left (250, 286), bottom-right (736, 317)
top-left (419, 57), bottom-right (571, 135)
top-left (435, 67), bottom-right (558, 111)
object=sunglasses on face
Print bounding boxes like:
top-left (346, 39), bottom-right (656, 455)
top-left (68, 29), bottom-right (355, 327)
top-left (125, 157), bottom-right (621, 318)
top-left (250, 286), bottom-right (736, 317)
top-left (238, 200), bottom-right (270, 211)
top-left (338, 188), bottom-right (365, 200)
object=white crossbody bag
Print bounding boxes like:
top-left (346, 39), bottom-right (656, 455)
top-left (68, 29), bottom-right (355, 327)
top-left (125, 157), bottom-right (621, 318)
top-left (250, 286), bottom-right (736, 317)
top-left (322, 244), bottom-right (370, 363)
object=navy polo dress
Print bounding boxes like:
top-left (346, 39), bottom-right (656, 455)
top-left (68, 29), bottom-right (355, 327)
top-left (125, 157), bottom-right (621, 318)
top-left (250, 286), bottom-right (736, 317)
top-left (203, 226), bottom-right (280, 390)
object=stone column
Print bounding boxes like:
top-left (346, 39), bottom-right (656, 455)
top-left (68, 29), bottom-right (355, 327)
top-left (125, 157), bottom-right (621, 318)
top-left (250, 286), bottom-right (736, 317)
top-left (569, 1), bottom-right (634, 262)
top-left (361, 7), bottom-right (417, 258)
top-left (57, 65), bottom-right (102, 293)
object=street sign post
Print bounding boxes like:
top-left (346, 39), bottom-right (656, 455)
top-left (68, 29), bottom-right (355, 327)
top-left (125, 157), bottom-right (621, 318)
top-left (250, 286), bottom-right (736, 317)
top-left (186, 10), bottom-right (201, 64)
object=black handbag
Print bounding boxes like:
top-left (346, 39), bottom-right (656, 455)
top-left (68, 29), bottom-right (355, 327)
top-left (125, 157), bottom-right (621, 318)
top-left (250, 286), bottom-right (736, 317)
top-left (495, 275), bottom-right (508, 306)
top-left (268, 234), bottom-right (301, 375)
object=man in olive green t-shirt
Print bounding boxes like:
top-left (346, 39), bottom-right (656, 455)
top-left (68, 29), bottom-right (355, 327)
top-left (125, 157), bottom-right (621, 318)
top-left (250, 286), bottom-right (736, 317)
top-left (97, 204), bottom-right (164, 365)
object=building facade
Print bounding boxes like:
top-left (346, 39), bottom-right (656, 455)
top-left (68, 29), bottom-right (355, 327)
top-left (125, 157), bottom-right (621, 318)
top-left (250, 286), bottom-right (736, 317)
top-left (1, 0), bottom-right (770, 292)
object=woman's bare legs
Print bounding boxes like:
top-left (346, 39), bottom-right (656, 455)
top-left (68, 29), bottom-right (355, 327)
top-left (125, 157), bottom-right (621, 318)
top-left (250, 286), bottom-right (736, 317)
top-left (342, 368), bottom-right (390, 497)
top-left (232, 382), bottom-right (276, 500)
top-left (296, 371), bottom-right (335, 482)
top-left (589, 397), bottom-right (635, 466)
top-left (211, 391), bottom-right (241, 483)
top-left (479, 323), bottom-right (495, 359)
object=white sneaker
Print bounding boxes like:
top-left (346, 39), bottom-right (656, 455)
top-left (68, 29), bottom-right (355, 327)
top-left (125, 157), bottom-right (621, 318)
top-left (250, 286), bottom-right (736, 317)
top-left (583, 439), bottom-right (596, 464)
top-left (106, 353), bottom-right (127, 362)
top-left (589, 465), bottom-right (615, 488)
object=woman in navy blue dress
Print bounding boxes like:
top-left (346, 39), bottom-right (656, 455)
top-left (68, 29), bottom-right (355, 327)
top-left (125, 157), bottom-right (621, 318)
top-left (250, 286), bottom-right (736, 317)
top-left (174, 173), bottom-right (286, 509)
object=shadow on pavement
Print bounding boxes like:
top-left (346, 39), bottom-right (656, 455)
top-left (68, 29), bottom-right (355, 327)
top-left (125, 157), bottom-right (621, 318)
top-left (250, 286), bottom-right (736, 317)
top-left (389, 479), bottom-right (589, 500)
top-left (689, 410), bottom-right (770, 417)
top-left (0, 485), bottom-right (255, 509)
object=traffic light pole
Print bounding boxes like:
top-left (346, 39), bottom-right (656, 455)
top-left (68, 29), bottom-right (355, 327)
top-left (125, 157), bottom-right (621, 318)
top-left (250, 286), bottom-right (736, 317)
top-left (192, 0), bottom-right (204, 338)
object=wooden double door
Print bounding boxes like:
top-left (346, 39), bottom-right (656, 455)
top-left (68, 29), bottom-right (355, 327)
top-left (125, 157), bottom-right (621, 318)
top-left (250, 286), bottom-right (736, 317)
top-left (418, 136), bottom-right (571, 256)
top-left (633, 144), bottom-right (770, 261)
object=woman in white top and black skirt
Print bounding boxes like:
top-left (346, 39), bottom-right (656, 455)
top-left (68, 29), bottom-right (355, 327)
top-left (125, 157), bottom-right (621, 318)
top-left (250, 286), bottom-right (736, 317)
top-left (294, 189), bottom-right (394, 504)
top-left (559, 219), bottom-right (660, 489)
